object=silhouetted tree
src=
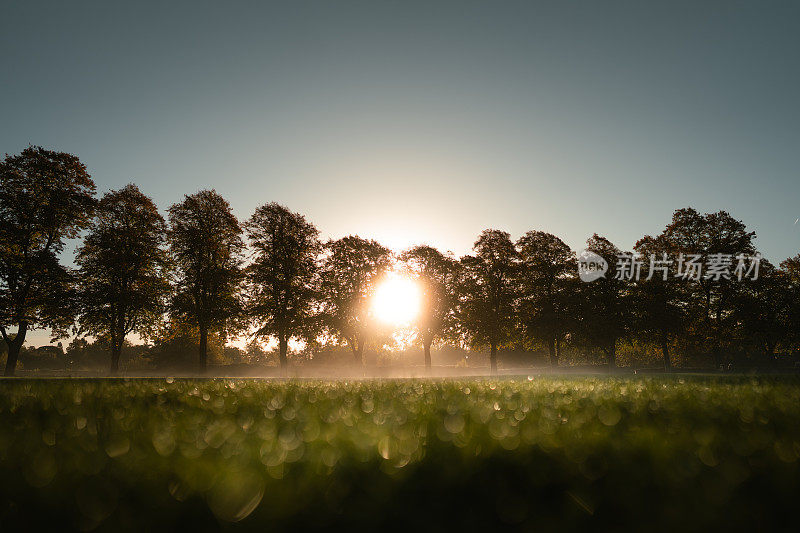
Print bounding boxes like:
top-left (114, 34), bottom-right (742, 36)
top-left (145, 317), bottom-right (230, 370)
top-left (572, 234), bottom-right (629, 369)
top-left (516, 231), bottom-right (575, 367)
top-left (458, 230), bottom-right (518, 373)
top-left (661, 208), bottom-right (756, 368)
top-left (245, 339), bottom-right (272, 365)
top-left (401, 245), bottom-right (460, 369)
top-left (319, 236), bottom-right (390, 364)
top-left (245, 203), bottom-right (320, 368)
top-left (733, 260), bottom-right (793, 363)
top-left (0, 146), bottom-right (96, 375)
top-left (75, 184), bottom-right (170, 374)
top-left (168, 190), bottom-right (244, 373)
top-left (632, 234), bottom-right (685, 371)
top-left (780, 254), bottom-right (800, 356)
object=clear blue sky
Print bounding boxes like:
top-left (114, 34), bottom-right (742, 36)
top-left (3, 1), bottom-right (800, 345)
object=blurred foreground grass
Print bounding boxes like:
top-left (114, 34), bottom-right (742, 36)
top-left (1, 376), bottom-right (799, 531)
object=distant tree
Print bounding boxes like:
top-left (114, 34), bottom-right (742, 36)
top-left (401, 245), bottom-right (460, 369)
top-left (64, 337), bottom-right (149, 371)
top-left (18, 343), bottom-right (66, 371)
top-left (0, 146), bottom-right (96, 376)
top-left (661, 208), bottom-right (756, 368)
top-left (167, 190), bottom-right (244, 373)
top-left (145, 318), bottom-right (203, 370)
top-left (65, 337), bottom-right (104, 369)
top-left (319, 236), bottom-right (390, 364)
top-left (222, 345), bottom-right (247, 364)
top-left (245, 339), bottom-right (272, 365)
top-left (75, 184), bottom-right (170, 374)
top-left (458, 230), bottom-right (518, 373)
top-left (780, 254), bottom-right (800, 356)
top-left (782, 254), bottom-right (800, 281)
top-left (516, 231), bottom-right (575, 367)
top-left (572, 234), bottom-right (629, 369)
top-left (245, 203), bottom-right (320, 368)
top-left (733, 260), bottom-right (793, 363)
top-left (632, 234), bottom-right (685, 371)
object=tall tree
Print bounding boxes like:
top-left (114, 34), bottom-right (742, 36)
top-left (401, 245), bottom-right (459, 369)
top-left (516, 231), bottom-right (575, 367)
top-left (0, 146), bottom-right (96, 376)
top-left (458, 230), bottom-right (518, 373)
top-left (244, 203), bottom-right (320, 368)
top-left (780, 254), bottom-right (800, 357)
top-left (168, 190), bottom-right (244, 373)
top-left (632, 234), bottom-right (685, 372)
top-left (573, 234), bottom-right (629, 369)
top-left (733, 260), bottom-right (793, 364)
top-left (319, 236), bottom-right (390, 364)
top-left (75, 184), bottom-right (170, 374)
top-left (661, 208), bottom-right (756, 368)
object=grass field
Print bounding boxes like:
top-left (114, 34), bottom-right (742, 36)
top-left (1, 376), bottom-right (798, 531)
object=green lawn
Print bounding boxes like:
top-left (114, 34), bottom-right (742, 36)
top-left (1, 376), bottom-right (798, 531)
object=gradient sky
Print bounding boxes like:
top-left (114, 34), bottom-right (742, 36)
top-left (3, 1), bottom-right (800, 346)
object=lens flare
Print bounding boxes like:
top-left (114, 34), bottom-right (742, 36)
top-left (371, 274), bottom-right (421, 326)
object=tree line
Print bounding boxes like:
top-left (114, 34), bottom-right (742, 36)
top-left (2, 147), bottom-right (799, 375)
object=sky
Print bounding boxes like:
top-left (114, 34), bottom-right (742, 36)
top-left (2, 1), bottom-right (800, 345)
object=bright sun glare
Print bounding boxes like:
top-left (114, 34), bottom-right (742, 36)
top-left (371, 274), bottom-right (421, 326)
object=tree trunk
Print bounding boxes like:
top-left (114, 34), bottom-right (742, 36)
top-left (198, 328), bottom-right (208, 374)
top-left (351, 338), bottom-right (363, 365)
top-left (350, 343), bottom-right (358, 362)
top-left (109, 325), bottom-right (123, 376)
top-left (423, 340), bottom-right (432, 370)
top-left (110, 343), bottom-right (122, 376)
top-left (3, 321), bottom-right (28, 377)
top-left (548, 337), bottom-right (557, 367)
top-left (661, 334), bottom-right (671, 373)
top-left (490, 342), bottom-right (497, 374)
top-left (607, 341), bottom-right (616, 371)
top-left (764, 343), bottom-right (775, 365)
top-left (278, 336), bottom-right (288, 368)
top-left (711, 345), bottom-right (721, 371)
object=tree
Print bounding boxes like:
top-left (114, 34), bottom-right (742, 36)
top-left (572, 234), bottom-right (629, 369)
top-left (458, 230), bottom-right (518, 373)
top-left (0, 146), bottom-right (96, 376)
top-left (244, 339), bottom-right (272, 365)
top-left (632, 234), bottom-right (685, 371)
top-left (660, 208), bottom-right (756, 368)
top-left (167, 190), bottom-right (244, 373)
top-left (733, 260), bottom-right (793, 364)
top-left (319, 236), bottom-right (390, 364)
top-left (401, 245), bottom-right (459, 369)
top-left (75, 184), bottom-right (170, 374)
top-left (245, 203), bottom-right (320, 368)
top-left (516, 231), bottom-right (575, 367)
top-left (780, 254), bottom-right (800, 357)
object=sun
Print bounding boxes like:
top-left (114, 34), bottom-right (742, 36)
top-left (371, 274), bottom-right (421, 326)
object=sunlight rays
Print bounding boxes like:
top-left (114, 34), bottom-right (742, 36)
top-left (370, 273), bottom-right (422, 326)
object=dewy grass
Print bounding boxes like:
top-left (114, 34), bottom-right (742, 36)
top-left (0, 376), bottom-right (798, 531)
